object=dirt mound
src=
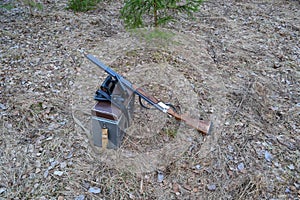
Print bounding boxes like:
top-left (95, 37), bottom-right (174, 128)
top-left (72, 30), bottom-right (227, 173)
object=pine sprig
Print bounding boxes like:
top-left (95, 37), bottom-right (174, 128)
top-left (120, 0), bottom-right (204, 29)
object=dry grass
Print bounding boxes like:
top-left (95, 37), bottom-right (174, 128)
top-left (1, 0), bottom-right (299, 199)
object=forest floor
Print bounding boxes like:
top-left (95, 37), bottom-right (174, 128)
top-left (0, 0), bottom-right (299, 199)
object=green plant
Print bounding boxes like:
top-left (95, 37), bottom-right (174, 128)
top-left (164, 128), bottom-right (177, 138)
top-left (22, 0), bottom-right (43, 15)
top-left (0, 1), bottom-right (43, 14)
top-left (67, 0), bottom-right (100, 12)
top-left (0, 3), bottom-right (14, 10)
top-left (120, 0), bottom-right (203, 29)
top-left (26, 0), bottom-right (43, 10)
top-left (130, 28), bottom-right (175, 43)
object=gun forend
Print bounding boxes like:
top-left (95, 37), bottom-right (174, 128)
top-left (167, 108), bottom-right (213, 135)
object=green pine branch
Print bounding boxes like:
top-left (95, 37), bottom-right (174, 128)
top-left (120, 0), bottom-right (204, 29)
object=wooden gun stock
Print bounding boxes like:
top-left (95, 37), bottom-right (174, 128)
top-left (167, 109), bottom-right (212, 135)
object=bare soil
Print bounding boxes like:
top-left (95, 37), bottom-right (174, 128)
top-left (0, 0), bottom-right (299, 199)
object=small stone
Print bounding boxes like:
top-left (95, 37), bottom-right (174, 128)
top-left (288, 164), bottom-right (295, 170)
top-left (193, 187), bottom-right (198, 193)
top-left (144, 175), bottom-right (150, 180)
top-left (285, 187), bottom-right (291, 193)
top-left (183, 184), bottom-right (192, 191)
top-left (48, 123), bottom-right (59, 131)
top-left (129, 193), bottom-right (135, 199)
top-left (228, 170), bottom-right (234, 176)
top-left (82, 181), bottom-right (90, 189)
top-left (173, 183), bottom-right (180, 193)
top-left (45, 136), bottom-right (53, 141)
top-left (276, 176), bottom-right (283, 182)
top-left (207, 184), bottom-right (216, 191)
top-left (195, 164), bottom-right (201, 170)
top-left (34, 183), bottom-right (39, 189)
top-left (236, 122), bottom-right (244, 126)
top-left (237, 163), bottom-right (245, 171)
top-left (0, 103), bottom-right (6, 110)
top-left (35, 160), bottom-right (41, 168)
top-left (60, 162), bottom-right (67, 169)
top-left (28, 144), bottom-right (34, 153)
top-left (43, 170), bottom-right (49, 178)
top-left (66, 152), bottom-right (73, 159)
top-left (48, 160), bottom-right (58, 170)
top-left (290, 186), bottom-right (296, 192)
top-left (157, 171), bottom-right (164, 183)
top-left (6, 123), bottom-right (12, 129)
top-left (67, 161), bottom-right (74, 167)
top-left (228, 145), bottom-right (234, 153)
top-left (54, 171), bottom-right (64, 176)
top-left (0, 187), bottom-right (6, 194)
top-left (264, 151), bottom-right (273, 162)
top-left (88, 187), bottom-right (101, 194)
top-left (75, 195), bottom-right (85, 200)
top-left (35, 168), bottom-right (41, 173)
top-left (57, 196), bottom-right (64, 200)
top-left (16, 162), bottom-right (21, 167)
top-left (273, 62), bottom-right (281, 68)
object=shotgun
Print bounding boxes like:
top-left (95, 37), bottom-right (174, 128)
top-left (86, 54), bottom-right (212, 135)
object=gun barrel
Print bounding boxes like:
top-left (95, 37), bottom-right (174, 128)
top-left (86, 54), bottom-right (133, 89)
top-left (86, 54), bottom-right (115, 75)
